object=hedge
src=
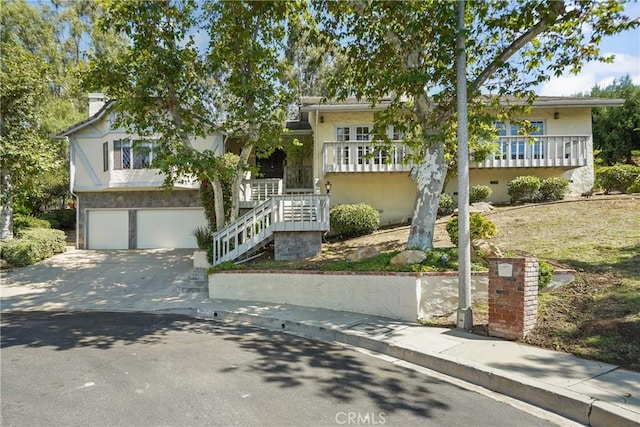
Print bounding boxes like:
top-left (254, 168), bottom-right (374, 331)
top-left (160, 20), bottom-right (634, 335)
top-left (0, 228), bottom-right (66, 267)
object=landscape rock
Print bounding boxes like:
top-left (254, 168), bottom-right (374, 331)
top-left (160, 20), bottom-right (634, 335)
top-left (390, 250), bottom-right (427, 266)
top-left (471, 239), bottom-right (503, 263)
top-left (470, 202), bottom-right (495, 213)
top-left (346, 246), bottom-right (379, 263)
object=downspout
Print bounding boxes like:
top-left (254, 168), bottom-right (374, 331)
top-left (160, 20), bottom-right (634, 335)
top-left (315, 108), bottom-right (320, 194)
top-left (67, 136), bottom-right (80, 249)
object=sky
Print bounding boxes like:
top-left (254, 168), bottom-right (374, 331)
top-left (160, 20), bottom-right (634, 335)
top-left (536, 2), bottom-right (640, 96)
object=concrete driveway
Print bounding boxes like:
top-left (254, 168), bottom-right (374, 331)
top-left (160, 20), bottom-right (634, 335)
top-left (0, 249), bottom-right (195, 312)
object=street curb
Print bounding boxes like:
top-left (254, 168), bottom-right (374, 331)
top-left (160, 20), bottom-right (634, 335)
top-left (181, 306), bottom-right (636, 427)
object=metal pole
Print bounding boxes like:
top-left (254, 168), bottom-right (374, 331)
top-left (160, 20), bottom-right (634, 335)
top-left (456, 0), bottom-right (473, 330)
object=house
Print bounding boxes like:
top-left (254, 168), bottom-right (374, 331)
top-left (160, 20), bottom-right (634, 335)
top-left (60, 93), bottom-right (620, 258)
top-left (299, 95), bottom-right (624, 226)
top-left (59, 94), bottom-right (329, 254)
top-left (58, 94), bottom-right (221, 250)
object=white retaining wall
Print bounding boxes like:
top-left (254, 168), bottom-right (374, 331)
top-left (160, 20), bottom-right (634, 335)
top-left (209, 271), bottom-right (489, 321)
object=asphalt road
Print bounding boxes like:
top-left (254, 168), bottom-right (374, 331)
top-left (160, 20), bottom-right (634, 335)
top-left (1, 311), bottom-right (560, 427)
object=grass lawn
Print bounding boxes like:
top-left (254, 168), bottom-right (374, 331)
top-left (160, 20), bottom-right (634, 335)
top-left (485, 196), bottom-right (640, 371)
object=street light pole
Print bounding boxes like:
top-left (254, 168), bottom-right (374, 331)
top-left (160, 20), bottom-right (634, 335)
top-left (456, 0), bottom-right (473, 330)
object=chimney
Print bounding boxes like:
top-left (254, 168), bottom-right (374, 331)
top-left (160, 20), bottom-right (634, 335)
top-left (88, 93), bottom-right (107, 117)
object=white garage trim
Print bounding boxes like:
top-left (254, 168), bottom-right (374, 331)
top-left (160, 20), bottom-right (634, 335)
top-left (87, 209), bottom-right (129, 249)
top-left (136, 208), bottom-right (207, 249)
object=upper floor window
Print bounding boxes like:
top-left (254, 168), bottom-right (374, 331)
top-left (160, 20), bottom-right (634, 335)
top-left (495, 121), bottom-right (546, 160)
top-left (113, 139), bottom-right (156, 170)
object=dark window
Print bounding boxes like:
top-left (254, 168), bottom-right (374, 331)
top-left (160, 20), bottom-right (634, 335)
top-left (103, 142), bottom-right (109, 172)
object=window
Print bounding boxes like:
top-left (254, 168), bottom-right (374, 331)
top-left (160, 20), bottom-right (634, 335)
top-left (495, 121), bottom-right (545, 160)
top-left (103, 142), bottom-right (109, 172)
top-left (113, 139), bottom-right (156, 170)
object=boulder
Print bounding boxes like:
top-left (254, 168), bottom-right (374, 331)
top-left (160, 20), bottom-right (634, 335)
top-left (390, 250), bottom-right (427, 266)
top-left (471, 239), bottom-right (503, 263)
top-left (469, 202), bottom-right (495, 213)
top-left (346, 246), bottom-right (379, 263)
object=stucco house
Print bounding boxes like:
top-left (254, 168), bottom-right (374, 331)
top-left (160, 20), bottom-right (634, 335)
top-left (57, 94), bottom-right (221, 250)
top-left (60, 93), bottom-right (620, 256)
top-left (300, 95), bottom-right (623, 226)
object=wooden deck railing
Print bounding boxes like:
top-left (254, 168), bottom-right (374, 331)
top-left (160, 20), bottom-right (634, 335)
top-left (212, 194), bottom-right (330, 265)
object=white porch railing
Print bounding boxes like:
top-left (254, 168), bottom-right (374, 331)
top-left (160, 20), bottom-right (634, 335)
top-left (473, 135), bottom-right (590, 168)
top-left (212, 194), bottom-right (330, 265)
top-left (322, 141), bottom-right (414, 173)
top-left (239, 178), bottom-right (283, 208)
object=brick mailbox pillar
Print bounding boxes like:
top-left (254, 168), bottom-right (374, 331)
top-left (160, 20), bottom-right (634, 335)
top-left (488, 257), bottom-right (538, 340)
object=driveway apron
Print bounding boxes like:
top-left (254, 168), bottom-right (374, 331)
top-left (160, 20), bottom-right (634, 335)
top-left (0, 249), bottom-right (194, 312)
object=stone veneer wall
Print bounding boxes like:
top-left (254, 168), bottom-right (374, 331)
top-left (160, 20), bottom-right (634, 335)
top-left (76, 190), bottom-right (202, 249)
top-left (274, 231), bottom-right (323, 260)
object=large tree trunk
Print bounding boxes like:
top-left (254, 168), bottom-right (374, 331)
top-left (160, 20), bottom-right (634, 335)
top-left (211, 176), bottom-right (226, 231)
top-left (229, 143), bottom-right (254, 224)
top-left (0, 173), bottom-right (14, 241)
top-left (406, 143), bottom-right (448, 250)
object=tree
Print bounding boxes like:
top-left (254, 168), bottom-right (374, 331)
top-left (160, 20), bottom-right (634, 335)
top-left (0, 0), bottom-right (125, 219)
top-left (84, 0), bottom-right (299, 231)
top-left (0, 42), bottom-right (63, 239)
top-left (319, 0), bottom-right (638, 250)
top-left (591, 75), bottom-right (640, 165)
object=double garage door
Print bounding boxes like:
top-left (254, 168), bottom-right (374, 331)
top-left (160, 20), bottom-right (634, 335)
top-left (87, 209), bottom-right (208, 249)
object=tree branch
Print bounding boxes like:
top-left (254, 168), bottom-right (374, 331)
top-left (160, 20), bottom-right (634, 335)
top-left (471, 0), bottom-right (566, 92)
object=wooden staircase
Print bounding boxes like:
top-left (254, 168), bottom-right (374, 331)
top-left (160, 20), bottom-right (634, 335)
top-left (212, 194), bottom-right (330, 265)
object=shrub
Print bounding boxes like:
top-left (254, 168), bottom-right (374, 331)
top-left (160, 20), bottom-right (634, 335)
top-left (596, 164), bottom-right (640, 194)
top-left (192, 226), bottom-right (212, 250)
top-left (538, 259), bottom-right (554, 290)
top-left (437, 193), bottom-right (455, 217)
top-left (330, 203), bottom-right (380, 238)
top-left (539, 177), bottom-right (569, 202)
top-left (469, 185), bottom-right (492, 204)
top-left (41, 209), bottom-right (76, 230)
top-left (626, 176), bottom-right (640, 194)
top-left (13, 214), bottom-right (51, 233)
top-left (446, 213), bottom-right (498, 246)
top-left (0, 228), bottom-right (66, 267)
top-left (507, 176), bottom-right (541, 203)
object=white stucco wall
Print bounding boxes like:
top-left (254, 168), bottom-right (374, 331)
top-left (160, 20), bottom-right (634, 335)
top-left (209, 271), bottom-right (490, 321)
top-left (311, 106), bottom-right (595, 213)
top-left (70, 112), bottom-right (223, 192)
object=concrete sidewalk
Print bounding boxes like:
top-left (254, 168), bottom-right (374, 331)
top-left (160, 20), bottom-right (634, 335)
top-left (1, 249), bottom-right (638, 427)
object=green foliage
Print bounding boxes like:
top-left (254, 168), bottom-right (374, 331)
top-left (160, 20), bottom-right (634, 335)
top-left (538, 177), bottom-right (569, 202)
top-left (626, 176), bottom-right (640, 194)
top-left (591, 76), bottom-right (640, 165)
top-left (209, 260), bottom-right (244, 273)
top-left (446, 213), bottom-right (498, 246)
top-left (84, 1), bottom-right (299, 229)
top-left (318, 1), bottom-right (637, 250)
top-left (596, 164), bottom-right (640, 194)
top-left (330, 204), bottom-right (380, 238)
top-left (469, 185), bottom-right (492, 204)
top-left (507, 176), bottom-right (541, 203)
top-left (437, 193), bottom-right (455, 217)
top-left (13, 214), bottom-right (51, 234)
top-left (192, 226), bottom-right (212, 251)
top-left (538, 259), bottom-right (554, 290)
top-left (40, 209), bottom-right (76, 230)
top-left (0, 228), bottom-right (65, 267)
top-left (321, 247), bottom-right (487, 273)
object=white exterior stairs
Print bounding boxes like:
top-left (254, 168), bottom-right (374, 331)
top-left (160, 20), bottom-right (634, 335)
top-left (212, 194), bottom-right (330, 266)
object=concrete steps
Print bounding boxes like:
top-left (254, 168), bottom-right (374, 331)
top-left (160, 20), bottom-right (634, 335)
top-left (177, 268), bottom-right (209, 294)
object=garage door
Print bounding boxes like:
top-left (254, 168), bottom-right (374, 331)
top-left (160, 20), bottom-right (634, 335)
top-left (137, 209), bottom-right (207, 249)
top-left (87, 210), bottom-right (129, 249)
